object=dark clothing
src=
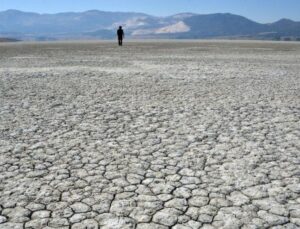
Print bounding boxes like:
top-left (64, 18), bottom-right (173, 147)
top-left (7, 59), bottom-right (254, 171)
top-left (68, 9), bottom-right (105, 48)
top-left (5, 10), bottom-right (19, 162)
top-left (118, 38), bottom-right (123, 46)
top-left (117, 28), bottom-right (124, 46)
top-left (117, 29), bottom-right (124, 38)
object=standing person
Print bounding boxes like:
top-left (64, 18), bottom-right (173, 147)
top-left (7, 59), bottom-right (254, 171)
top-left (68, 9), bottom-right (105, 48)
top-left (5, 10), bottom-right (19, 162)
top-left (117, 26), bottom-right (124, 46)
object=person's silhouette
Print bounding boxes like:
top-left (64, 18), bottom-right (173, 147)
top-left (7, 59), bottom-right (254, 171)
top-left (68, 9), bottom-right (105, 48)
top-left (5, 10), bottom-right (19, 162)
top-left (117, 26), bottom-right (124, 46)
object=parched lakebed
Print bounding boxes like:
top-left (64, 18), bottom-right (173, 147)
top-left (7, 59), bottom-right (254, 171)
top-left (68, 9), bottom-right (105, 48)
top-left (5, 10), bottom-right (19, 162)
top-left (0, 40), bottom-right (300, 228)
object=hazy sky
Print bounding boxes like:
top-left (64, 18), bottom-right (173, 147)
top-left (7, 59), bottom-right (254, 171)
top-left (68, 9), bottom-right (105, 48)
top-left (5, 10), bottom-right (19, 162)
top-left (1, 0), bottom-right (300, 23)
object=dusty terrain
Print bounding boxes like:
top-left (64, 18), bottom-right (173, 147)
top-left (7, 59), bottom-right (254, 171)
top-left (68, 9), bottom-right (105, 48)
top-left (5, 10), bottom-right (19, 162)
top-left (0, 40), bottom-right (299, 229)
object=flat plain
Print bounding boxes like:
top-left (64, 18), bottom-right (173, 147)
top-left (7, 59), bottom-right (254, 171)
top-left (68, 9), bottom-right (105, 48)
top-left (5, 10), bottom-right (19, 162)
top-left (0, 40), bottom-right (299, 229)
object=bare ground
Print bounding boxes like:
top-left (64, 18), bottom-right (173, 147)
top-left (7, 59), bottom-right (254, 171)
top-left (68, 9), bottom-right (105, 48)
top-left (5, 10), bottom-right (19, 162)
top-left (0, 40), bottom-right (300, 228)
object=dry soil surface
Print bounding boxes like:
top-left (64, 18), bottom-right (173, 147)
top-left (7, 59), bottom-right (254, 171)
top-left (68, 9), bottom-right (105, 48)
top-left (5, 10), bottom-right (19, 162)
top-left (0, 40), bottom-right (300, 229)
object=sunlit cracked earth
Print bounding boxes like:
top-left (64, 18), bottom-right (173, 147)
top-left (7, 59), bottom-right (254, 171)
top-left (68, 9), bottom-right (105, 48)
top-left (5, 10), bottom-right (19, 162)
top-left (0, 40), bottom-right (300, 229)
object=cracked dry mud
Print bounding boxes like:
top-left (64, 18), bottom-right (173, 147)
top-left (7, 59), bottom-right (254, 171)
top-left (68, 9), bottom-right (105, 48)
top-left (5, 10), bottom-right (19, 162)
top-left (0, 40), bottom-right (299, 229)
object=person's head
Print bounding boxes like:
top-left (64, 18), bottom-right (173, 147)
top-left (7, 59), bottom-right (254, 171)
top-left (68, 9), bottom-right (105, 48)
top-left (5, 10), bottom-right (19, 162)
top-left (119, 26), bottom-right (122, 29)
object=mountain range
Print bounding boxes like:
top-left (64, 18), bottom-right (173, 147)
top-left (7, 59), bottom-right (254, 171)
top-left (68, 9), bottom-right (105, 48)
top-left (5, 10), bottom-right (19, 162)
top-left (1, 9), bottom-right (300, 41)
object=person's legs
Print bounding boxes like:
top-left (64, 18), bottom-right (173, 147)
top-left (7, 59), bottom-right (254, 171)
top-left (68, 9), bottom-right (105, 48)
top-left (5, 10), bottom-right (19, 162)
top-left (118, 39), bottom-right (123, 46)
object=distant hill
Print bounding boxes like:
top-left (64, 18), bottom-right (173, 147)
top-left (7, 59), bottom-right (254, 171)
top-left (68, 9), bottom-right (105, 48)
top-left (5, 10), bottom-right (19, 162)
top-left (0, 37), bottom-right (20, 42)
top-left (0, 9), bottom-right (300, 41)
top-left (167, 13), bottom-right (300, 40)
top-left (182, 13), bottom-right (266, 37)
